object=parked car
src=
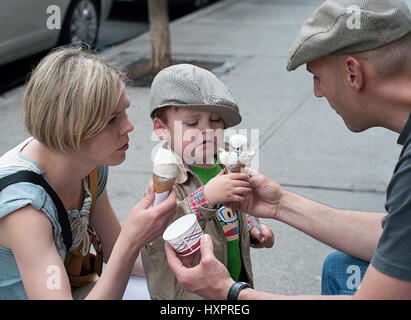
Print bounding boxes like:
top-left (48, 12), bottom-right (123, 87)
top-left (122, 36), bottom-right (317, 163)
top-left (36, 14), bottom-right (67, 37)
top-left (0, 0), bottom-right (113, 66)
top-left (114, 0), bottom-right (215, 9)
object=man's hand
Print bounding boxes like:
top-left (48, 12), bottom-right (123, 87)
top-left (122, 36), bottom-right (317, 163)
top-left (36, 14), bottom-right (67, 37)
top-left (165, 234), bottom-right (235, 300)
top-left (239, 169), bottom-right (285, 220)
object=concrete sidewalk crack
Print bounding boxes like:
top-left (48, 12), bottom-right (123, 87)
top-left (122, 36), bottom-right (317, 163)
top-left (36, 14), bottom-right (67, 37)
top-left (280, 182), bottom-right (386, 195)
top-left (259, 89), bottom-right (312, 150)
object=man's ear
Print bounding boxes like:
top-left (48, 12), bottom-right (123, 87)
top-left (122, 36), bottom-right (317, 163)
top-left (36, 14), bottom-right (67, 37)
top-left (153, 118), bottom-right (170, 140)
top-left (344, 56), bottom-right (364, 91)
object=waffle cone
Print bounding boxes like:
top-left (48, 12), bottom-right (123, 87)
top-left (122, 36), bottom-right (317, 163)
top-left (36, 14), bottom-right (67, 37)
top-left (153, 173), bottom-right (175, 194)
top-left (230, 163), bottom-right (246, 174)
top-left (223, 163), bottom-right (246, 174)
top-left (224, 163), bottom-right (246, 213)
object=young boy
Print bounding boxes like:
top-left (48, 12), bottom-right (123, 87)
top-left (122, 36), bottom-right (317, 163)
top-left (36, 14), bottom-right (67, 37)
top-left (141, 64), bottom-right (274, 300)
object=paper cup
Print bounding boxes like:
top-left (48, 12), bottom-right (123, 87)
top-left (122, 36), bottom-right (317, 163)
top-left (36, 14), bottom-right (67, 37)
top-left (163, 214), bottom-right (203, 257)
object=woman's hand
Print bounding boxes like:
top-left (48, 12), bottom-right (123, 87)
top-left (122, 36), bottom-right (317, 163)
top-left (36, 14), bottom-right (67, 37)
top-left (239, 169), bottom-right (285, 220)
top-left (203, 171), bottom-right (251, 208)
top-left (122, 185), bottom-right (176, 251)
top-left (85, 186), bottom-right (176, 300)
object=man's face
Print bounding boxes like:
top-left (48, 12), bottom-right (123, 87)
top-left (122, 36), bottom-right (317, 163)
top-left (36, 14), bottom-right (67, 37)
top-left (306, 57), bottom-right (366, 132)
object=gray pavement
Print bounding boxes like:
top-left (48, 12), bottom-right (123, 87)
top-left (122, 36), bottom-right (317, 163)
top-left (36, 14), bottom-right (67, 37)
top-left (0, 0), bottom-right (408, 296)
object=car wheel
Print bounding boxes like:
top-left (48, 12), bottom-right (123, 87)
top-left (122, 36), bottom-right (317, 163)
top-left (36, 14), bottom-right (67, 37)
top-left (192, 0), bottom-right (210, 9)
top-left (60, 0), bottom-right (100, 48)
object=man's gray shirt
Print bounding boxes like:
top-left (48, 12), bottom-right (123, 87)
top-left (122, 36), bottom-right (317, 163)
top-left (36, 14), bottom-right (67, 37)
top-left (371, 112), bottom-right (411, 282)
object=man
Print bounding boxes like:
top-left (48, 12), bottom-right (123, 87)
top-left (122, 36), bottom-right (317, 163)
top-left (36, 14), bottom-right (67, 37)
top-left (165, 0), bottom-right (411, 299)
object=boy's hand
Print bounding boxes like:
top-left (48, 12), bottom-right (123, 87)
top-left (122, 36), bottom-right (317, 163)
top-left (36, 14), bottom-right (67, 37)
top-left (203, 171), bottom-right (251, 208)
top-left (249, 222), bottom-right (274, 248)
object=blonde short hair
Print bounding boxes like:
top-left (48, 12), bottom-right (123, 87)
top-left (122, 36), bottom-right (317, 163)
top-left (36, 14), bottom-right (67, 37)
top-left (22, 45), bottom-right (127, 153)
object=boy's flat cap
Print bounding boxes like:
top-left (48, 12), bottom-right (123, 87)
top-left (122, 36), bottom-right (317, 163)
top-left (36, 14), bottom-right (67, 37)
top-left (287, 0), bottom-right (411, 71)
top-left (149, 64), bottom-right (241, 128)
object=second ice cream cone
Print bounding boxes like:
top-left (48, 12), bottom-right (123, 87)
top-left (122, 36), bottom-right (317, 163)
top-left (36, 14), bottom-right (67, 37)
top-left (230, 163), bottom-right (246, 174)
top-left (225, 163), bottom-right (246, 213)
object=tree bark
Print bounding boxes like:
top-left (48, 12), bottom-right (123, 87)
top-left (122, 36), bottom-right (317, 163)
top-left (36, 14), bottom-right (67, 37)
top-left (148, 0), bottom-right (172, 75)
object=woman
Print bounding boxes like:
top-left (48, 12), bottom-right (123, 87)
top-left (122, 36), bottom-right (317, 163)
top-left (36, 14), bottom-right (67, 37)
top-left (0, 46), bottom-right (176, 299)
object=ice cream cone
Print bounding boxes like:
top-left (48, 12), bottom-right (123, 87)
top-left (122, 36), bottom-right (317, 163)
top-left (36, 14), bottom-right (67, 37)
top-left (152, 147), bottom-right (178, 207)
top-left (230, 163), bottom-right (246, 174)
top-left (223, 163), bottom-right (246, 213)
top-left (152, 173), bottom-right (175, 194)
top-left (219, 135), bottom-right (256, 213)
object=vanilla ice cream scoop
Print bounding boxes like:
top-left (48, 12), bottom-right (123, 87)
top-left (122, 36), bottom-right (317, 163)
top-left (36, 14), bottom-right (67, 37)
top-left (218, 150), bottom-right (238, 167)
top-left (238, 149), bottom-right (255, 165)
top-left (223, 134), bottom-right (255, 166)
top-left (153, 147), bottom-right (179, 179)
top-left (229, 134), bottom-right (248, 151)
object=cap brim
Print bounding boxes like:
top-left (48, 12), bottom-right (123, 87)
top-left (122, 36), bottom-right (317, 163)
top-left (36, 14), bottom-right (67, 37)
top-left (151, 104), bottom-right (242, 129)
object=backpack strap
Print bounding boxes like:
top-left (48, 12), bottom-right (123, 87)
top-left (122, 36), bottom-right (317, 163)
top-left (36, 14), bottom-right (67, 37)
top-left (85, 167), bottom-right (101, 256)
top-left (85, 167), bottom-right (103, 277)
top-left (0, 170), bottom-right (72, 251)
top-left (85, 167), bottom-right (98, 216)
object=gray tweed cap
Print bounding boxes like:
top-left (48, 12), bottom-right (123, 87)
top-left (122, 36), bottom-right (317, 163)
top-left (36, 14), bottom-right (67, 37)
top-left (287, 0), bottom-right (411, 71)
top-left (149, 64), bottom-right (241, 128)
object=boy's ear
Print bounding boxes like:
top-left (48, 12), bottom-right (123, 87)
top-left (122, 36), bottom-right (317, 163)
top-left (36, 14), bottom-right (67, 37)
top-left (153, 118), bottom-right (170, 140)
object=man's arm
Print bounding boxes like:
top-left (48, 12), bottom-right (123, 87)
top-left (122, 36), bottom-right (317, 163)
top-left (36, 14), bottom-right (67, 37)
top-left (237, 288), bottom-right (351, 300)
top-left (166, 234), bottom-right (353, 299)
top-left (167, 234), bottom-right (411, 300)
top-left (278, 190), bottom-right (385, 262)
top-left (237, 266), bottom-right (411, 300)
top-left (242, 170), bottom-right (385, 262)
top-left (353, 265), bottom-right (411, 299)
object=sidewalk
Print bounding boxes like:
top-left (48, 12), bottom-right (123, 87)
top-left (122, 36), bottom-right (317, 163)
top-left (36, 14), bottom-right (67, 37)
top-left (104, 0), bottom-right (401, 295)
top-left (0, 0), bottom-right (403, 296)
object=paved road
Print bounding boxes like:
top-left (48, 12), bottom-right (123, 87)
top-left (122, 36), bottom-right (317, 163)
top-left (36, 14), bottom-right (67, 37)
top-left (0, 0), bottom-right (410, 297)
top-left (103, 0), bottom-right (404, 295)
top-left (0, 1), bottom-right (207, 94)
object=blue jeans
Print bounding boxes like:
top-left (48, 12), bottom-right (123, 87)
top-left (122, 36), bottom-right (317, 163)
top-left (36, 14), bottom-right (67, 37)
top-left (321, 250), bottom-right (369, 295)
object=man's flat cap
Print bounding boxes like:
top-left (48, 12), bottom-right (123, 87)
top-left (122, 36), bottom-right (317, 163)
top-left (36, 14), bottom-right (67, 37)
top-left (287, 0), bottom-right (411, 71)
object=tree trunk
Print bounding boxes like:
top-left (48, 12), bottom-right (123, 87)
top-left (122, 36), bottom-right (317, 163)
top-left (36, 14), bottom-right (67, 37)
top-left (148, 0), bottom-right (171, 75)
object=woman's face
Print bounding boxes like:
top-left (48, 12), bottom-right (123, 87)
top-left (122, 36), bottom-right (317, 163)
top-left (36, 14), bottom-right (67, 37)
top-left (79, 89), bottom-right (134, 166)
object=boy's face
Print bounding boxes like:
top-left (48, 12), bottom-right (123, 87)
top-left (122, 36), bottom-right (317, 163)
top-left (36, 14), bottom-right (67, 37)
top-left (155, 107), bottom-right (225, 166)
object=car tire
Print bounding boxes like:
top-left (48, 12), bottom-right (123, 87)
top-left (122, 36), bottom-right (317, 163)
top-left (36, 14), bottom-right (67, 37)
top-left (59, 0), bottom-right (100, 48)
top-left (192, 0), bottom-right (211, 9)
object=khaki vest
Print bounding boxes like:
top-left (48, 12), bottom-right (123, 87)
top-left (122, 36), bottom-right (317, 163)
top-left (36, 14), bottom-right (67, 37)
top-left (142, 154), bottom-right (256, 300)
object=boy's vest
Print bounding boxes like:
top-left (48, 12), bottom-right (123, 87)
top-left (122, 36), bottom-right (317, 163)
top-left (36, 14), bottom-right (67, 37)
top-left (141, 150), bottom-right (257, 300)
